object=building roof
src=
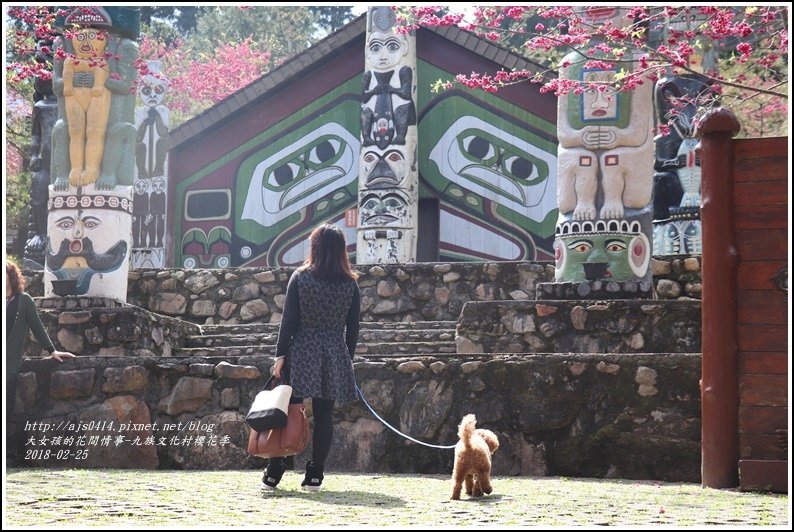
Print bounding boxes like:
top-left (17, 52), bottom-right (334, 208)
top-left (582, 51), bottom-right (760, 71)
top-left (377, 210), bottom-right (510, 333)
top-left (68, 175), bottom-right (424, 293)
top-left (169, 14), bottom-right (550, 150)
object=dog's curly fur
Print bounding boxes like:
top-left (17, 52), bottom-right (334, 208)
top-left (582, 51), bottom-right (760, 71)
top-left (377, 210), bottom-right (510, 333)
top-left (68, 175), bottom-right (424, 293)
top-left (450, 414), bottom-right (499, 500)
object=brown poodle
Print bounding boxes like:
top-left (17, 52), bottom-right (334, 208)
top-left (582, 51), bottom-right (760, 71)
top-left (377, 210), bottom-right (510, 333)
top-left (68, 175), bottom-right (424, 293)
top-left (450, 414), bottom-right (500, 500)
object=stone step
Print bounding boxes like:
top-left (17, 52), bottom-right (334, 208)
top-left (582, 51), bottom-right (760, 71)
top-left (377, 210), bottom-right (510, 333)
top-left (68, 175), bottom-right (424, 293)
top-left (185, 329), bottom-right (455, 348)
top-left (457, 299), bottom-right (701, 354)
top-left (199, 321), bottom-right (457, 335)
top-left (185, 333), bottom-right (277, 348)
top-left (174, 340), bottom-right (457, 358)
top-left (355, 341), bottom-right (457, 354)
top-left (125, 351), bottom-right (703, 364)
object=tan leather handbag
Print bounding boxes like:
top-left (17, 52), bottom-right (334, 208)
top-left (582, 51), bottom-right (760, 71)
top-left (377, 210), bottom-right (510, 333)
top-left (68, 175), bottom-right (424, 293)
top-left (247, 402), bottom-right (309, 458)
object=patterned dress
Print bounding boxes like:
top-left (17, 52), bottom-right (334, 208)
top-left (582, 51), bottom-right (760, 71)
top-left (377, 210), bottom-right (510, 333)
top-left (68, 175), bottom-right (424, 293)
top-left (276, 269), bottom-right (360, 403)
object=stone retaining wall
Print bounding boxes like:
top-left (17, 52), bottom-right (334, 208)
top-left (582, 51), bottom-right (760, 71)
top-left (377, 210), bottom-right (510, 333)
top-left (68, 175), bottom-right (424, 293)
top-left (15, 353), bottom-right (701, 481)
top-left (25, 302), bottom-right (202, 358)
top-left (457, 300), bottom-right (701, 354)
top-left (22, 256), bottom-right (701, 325)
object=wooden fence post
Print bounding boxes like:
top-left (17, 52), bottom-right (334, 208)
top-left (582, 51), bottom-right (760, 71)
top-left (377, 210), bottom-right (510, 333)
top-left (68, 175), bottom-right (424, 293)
top-left (694, 108), bottom-right (741, 488)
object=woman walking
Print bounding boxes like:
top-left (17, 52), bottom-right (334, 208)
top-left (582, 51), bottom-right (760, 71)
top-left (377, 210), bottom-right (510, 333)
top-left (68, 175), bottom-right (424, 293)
top-left (263, 224), bottom-right (360, 491)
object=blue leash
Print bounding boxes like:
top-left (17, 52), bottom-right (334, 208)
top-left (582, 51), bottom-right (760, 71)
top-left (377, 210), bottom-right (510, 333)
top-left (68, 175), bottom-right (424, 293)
top-left (355, 384), bottom-right (457, 450)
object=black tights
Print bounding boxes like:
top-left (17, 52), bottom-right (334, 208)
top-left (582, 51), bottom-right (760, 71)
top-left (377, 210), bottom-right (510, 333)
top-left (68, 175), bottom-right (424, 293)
top-left (270, 397), bottom-right (335, 469)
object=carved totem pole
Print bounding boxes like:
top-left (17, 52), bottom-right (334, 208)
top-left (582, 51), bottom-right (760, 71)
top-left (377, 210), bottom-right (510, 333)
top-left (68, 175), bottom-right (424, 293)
top-left (357, 6), bottom-right (418, 263)
top-left (652, 75), bottom-right (712, 254)
top-left (131, 60), bottom-right (170, 268)
top-left (45, 7), bottom-right (139, 299)
top-left (23, 38), bottom-right (58, 270)
top-left (651, 9), bottom-right (715, 255)
top-left (543, 7), bottom-right (654, 299)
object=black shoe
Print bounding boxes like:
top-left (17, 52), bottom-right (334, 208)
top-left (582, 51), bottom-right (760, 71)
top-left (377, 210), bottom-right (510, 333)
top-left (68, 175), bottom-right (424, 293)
top-left (301, 461), bottom-right (324, 491)
top-left (261, 459), bottom-right (286, 491)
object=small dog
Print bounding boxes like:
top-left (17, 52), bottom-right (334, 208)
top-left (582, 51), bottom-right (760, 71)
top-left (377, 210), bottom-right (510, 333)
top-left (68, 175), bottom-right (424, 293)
top-left (450, 414), bottom-right (499, 500)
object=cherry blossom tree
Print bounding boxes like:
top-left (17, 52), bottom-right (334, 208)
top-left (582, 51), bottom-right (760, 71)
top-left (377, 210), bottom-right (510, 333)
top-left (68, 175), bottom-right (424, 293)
top-left (397, 5), bottom-right (788, 137)
top-left (4, 5), bottom-right (271, 252)
top-left (137, 35), bottom-right (270, 125)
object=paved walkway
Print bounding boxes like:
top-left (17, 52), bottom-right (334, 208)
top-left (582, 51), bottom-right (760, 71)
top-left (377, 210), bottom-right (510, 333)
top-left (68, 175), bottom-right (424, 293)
top-left (3, 469), bottom-right (790, 527)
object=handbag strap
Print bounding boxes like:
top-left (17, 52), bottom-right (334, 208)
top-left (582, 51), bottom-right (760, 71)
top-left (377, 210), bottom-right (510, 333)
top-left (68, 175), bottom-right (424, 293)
top-left (262, 375), bottom-right (280, 391)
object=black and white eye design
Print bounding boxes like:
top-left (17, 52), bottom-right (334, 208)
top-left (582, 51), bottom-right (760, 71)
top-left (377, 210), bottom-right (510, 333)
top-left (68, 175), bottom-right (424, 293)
top-left (308, 139), bottom-right (340, 165)
top-left (502, 154), bottom-right (537, 181)
top-left (271, 161), bottom-right (302, 187)
top-left (462, 135), bottom-right (495, 161)
top-left (385, 38), bottom-right (402, 52)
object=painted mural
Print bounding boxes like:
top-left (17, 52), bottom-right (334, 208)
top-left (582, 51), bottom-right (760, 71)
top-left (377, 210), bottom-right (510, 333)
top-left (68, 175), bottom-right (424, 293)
top-left (171, 21), bottom-right (559, 267)
top-left (45, 6), bottom-right (138, 300)
top-left (174, 77), bottom-right (362, 268)
top-left (131, 60), bottom-right (170, 269)
top-left (419, 64), bottom-right (558, 261)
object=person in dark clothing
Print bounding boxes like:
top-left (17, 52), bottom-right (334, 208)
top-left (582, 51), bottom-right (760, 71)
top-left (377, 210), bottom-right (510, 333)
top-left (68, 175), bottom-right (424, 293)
top-left (6, 260), bottom-right (75, 464)
top-left (262, 224), bottom-right (360, 492)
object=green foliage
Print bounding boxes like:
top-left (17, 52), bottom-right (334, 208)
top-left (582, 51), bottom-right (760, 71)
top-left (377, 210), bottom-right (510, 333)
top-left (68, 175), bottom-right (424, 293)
top-left (140, 7), bottom-right (213, 36)
top-left (188, 6), bottom-right (319, 68)
top-left (308, 6), bottom-right (356, 37)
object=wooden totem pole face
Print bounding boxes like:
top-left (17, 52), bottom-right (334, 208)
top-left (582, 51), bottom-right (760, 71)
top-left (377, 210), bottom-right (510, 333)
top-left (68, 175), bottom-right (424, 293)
top-left (139, 74), bottom-right (167, 108)
top-left (555, 220), bottom-right (650, 282)
top-left (581, 70), bottom-right (619, 121)
top-left (45, 188), bottom-right (132, 297)
top-left (365, 31), bottom-right (408, 71)
top-left (71, 28), bottom-right (107, 59)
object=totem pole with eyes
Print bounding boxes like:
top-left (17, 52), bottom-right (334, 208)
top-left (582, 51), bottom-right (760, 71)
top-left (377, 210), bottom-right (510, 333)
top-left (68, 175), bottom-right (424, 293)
top-left (357, 6), bottom-right (418, 263)
top-left (651, 75), bottom-right (712, 255)
top-left (45, 7), bottom-right (139, 299)
top-left (650, 9), bottom-right (715, 255)
top-left (542, 7), bottom-right (654, 299)
top-left (131, 60), bottom-right (170, 268)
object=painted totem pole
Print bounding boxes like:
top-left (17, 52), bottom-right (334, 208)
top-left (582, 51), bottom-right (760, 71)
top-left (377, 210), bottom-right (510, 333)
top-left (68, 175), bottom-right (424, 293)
top-left (131, 60), bottom-right (170, 269)
top-left (357, 6), bottom-right (418, 263)
top-left (45, 7), bottom-right (139, 299)
top-left (23, 38), bottom-right (58, 270)
top-left (547, 7), bottom-right (653, 298)
top-left (652, 75), bottom-right (712, 254)
top-left (651, 9), bottom-right (715, 255)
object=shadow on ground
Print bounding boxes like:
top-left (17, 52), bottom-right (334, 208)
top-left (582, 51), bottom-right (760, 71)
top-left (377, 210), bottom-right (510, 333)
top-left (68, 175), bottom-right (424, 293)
top-left (266, 488), bottom-right (406, 508)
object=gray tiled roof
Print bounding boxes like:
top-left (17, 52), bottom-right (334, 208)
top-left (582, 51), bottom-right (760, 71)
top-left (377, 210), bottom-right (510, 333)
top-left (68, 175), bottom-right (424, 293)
top-left (170, 14), bottom-right (549, 149)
